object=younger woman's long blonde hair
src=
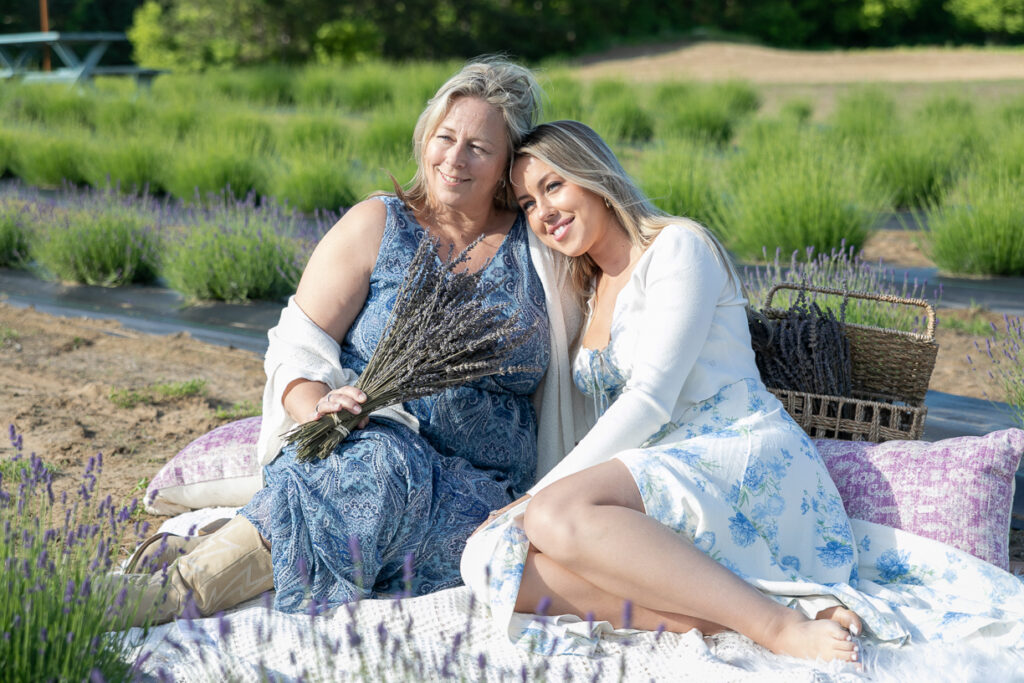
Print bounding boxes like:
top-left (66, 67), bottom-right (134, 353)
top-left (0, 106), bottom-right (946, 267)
top-left (515, 120), bottom-right (740, 305)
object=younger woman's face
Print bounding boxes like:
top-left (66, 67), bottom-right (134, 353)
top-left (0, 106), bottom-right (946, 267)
top-left (511, 155), bottom-right (616, 258)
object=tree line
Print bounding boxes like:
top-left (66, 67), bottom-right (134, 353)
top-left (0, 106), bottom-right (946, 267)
top-left (1, 0), bottom-right (1021, 70)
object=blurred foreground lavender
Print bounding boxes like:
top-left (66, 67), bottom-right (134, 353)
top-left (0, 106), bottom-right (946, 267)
top-left (1, 426), bottom-right (145, 681)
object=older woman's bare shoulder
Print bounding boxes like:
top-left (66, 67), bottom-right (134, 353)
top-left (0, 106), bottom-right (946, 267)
top-left (314, 198), bottom-right (389, 263)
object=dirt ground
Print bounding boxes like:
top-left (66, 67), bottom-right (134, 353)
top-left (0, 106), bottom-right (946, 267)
top-left (2, 43), bottom-right (1022, 563)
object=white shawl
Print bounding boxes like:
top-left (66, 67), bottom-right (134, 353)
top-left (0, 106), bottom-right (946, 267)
top-left (256, 228), bottom-right (583, 482)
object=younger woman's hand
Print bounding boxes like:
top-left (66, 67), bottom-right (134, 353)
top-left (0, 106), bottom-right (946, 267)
top-left (313, 386), bottom-right (370, 428)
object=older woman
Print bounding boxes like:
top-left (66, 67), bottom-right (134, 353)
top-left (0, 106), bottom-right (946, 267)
top-left (126, 59), bottom-right (580, 625)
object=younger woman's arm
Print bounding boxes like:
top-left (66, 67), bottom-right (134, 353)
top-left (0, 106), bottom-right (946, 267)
top-left (529, 226), bottom-right (729, 494)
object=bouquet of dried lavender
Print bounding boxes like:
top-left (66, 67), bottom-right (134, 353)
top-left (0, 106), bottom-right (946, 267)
top-left (749, 291), bottom-right (853, 397)
top-left (284, 234), bottom-right (536, 462)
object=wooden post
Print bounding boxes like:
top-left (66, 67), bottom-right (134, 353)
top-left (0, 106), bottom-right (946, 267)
top-left (40, 0), bottom-right (51, 72)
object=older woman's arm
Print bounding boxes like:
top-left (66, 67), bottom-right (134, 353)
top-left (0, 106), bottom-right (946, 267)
top-left (280, 199), bottom-right (387, 423)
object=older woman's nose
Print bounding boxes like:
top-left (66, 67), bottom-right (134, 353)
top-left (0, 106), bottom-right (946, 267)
top-left (446, 142), bottom-right (468, 168)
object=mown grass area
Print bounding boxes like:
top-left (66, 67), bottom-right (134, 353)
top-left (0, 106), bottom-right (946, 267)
top-left (1, 62), bottom-right (1022, 275)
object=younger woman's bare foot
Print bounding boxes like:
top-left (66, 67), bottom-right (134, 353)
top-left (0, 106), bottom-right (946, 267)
top-left (815, 605), bottom-right (862, 637)
top-left (761, 609), bottom-right (860, 663)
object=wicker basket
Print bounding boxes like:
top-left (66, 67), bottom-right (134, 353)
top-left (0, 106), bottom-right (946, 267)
top-left (761, 284), bottom-right (938, 442)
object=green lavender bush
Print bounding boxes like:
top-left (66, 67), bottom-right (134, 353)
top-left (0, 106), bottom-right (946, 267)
top-left (0, 197), bottom-right (33, 267)
top-left (633, 137), bottom-right (721, 227)
top-left (31, 193), bottom-right (162, 286)
top-left (714, 127), bottom-right (885, 260)
top-left (972, 316), bottom-right (1024, 427)
top-left (926, 171), bottom-right (1024, 276)
top-left (829, 87), bottom-right (898, 146)
top-left (589, 80), bottom-right (655, 143)
top-left (8, 127), bottom-right (95, 188)
top-left (865, 123), bottom-right (967, 210)
top-left (161, 193), bottom-right (306, 302)
top-left (272, 154), bottom-right (359, 213)
top-left (82, 136), bottom-right (168, 195)
top-left (0, 431), bottom-right (141, 682)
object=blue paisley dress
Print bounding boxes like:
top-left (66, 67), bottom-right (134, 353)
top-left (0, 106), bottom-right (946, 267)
top-left (241, 195), bottom-right (549, 613)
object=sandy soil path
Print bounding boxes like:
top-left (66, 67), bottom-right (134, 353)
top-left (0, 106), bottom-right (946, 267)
top-left (575, 41), bottom-right (1024, 83)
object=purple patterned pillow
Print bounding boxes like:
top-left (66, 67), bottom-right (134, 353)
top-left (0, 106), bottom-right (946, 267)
top-left (816, 429), bottom-right (1024, 570)
top-left (144, 416), bottom-right (264, 515)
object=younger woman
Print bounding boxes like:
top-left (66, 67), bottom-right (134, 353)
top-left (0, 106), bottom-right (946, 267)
top-left (461, 120), bottom-right (1024, 662)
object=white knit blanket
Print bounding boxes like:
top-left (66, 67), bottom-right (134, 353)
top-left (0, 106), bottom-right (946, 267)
top-left (124, 509), bottom-right (1024, 682)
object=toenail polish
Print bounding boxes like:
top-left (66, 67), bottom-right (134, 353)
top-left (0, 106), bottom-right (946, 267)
top-left (852, 652), bottom-right (858, 661)
top-left (851, 623), bottom-right (860, 636)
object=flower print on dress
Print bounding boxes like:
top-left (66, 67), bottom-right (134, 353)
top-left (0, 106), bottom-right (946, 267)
top-left (874, 549), bottom-right (925, 585)
top-left (816, 540), bottom-right (854, 568)
top-left (728, 511), bottom-right (759, 547)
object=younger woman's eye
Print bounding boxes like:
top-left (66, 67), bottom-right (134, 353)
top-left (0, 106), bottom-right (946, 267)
top-left (546, 181), bottom-right (561, 192)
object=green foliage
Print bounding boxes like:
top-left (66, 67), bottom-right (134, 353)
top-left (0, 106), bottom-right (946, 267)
top-left (205, 66), bottom-right (297, 105)
top-left (213, 400), bottom-right (261, 420)
top-left (88, 96), bottom-right (154, 135)
top-left (356, 111), bottom-right (417, 161)
top-left (948, 0), bottom-right (1024, 36)
top-left (129, 0), bottom-right (317, 70)
top-left (542, 75), bottom-right (585, 121)
top-left (779, 98), bottom-right (815, 123)
top-left (271, 154), bottom-right (359, 213)
top-left (83, 136), bottom-right (167, 195)
top-left (279, 115), bottom-right (350, 153)
top-left (590, 82), bottom-right (655, 143)
top-left (633, 138), bottom-right (722, 227)
top-left (654, 81), bottom-right (760, 145)
top-left (0, 442), bottom-right (137, 682)
top-left (926, 170), bottom-right (1024, 276)
top-left (865, 125), bottom-right (966, 209)
top-left (8, 128), bottom-right (95, 188)
top-left (715, 126), bottom-right (885, 260)
top-left (163, 142), bottom-right (272, 201)
top-left (313, 17), bottom-right (383, 64)
top-left (161, 198), bottom-right (304, 302)
top-left (32, 201), bottom-right (161, 286)
top-left (0, 199), bottom-right (33, 268)
top-left (110, 377), bottom-right (212, 408)
top-left (830, 87), bottom-right (899, 145)
top-left (5, 84), bottom-right (96, 128)
top-left (0, 127), bottom-right (14, 175)
top-left (978, 316), bottom-right (1024, 426)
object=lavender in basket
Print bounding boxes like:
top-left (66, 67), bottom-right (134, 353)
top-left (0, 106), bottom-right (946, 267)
top-left (284, 234), bottom-right (537, 462)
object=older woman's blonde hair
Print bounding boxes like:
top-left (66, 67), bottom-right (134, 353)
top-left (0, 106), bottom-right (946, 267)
top-left (515, 120), bottom-right (740, 304)
top-left (397, 57), bottom-right (543, 212)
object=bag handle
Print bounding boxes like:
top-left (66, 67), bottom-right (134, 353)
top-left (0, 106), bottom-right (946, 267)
top-left (762, 283), bottom-right (936, 341)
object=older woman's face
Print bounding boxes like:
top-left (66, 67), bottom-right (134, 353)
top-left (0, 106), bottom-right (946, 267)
top-left (423, 97), bottom-right (509, 214)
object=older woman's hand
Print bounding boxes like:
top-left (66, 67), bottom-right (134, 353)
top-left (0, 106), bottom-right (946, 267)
top-left (313, 386), bottom-right (370, 428)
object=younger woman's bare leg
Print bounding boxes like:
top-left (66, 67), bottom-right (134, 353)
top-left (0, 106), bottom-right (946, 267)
top-left (516, 546), bottom-right (726, 634)
top-left (523, 460), bottom-right (861, 662)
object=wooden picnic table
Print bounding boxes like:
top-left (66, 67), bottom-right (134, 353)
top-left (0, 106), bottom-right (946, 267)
top-left (0, 31), bottom-right (165, 86)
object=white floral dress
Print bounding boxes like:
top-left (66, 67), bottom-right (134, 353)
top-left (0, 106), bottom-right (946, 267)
top-left (461, 225), bottom-right (1024, 656)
